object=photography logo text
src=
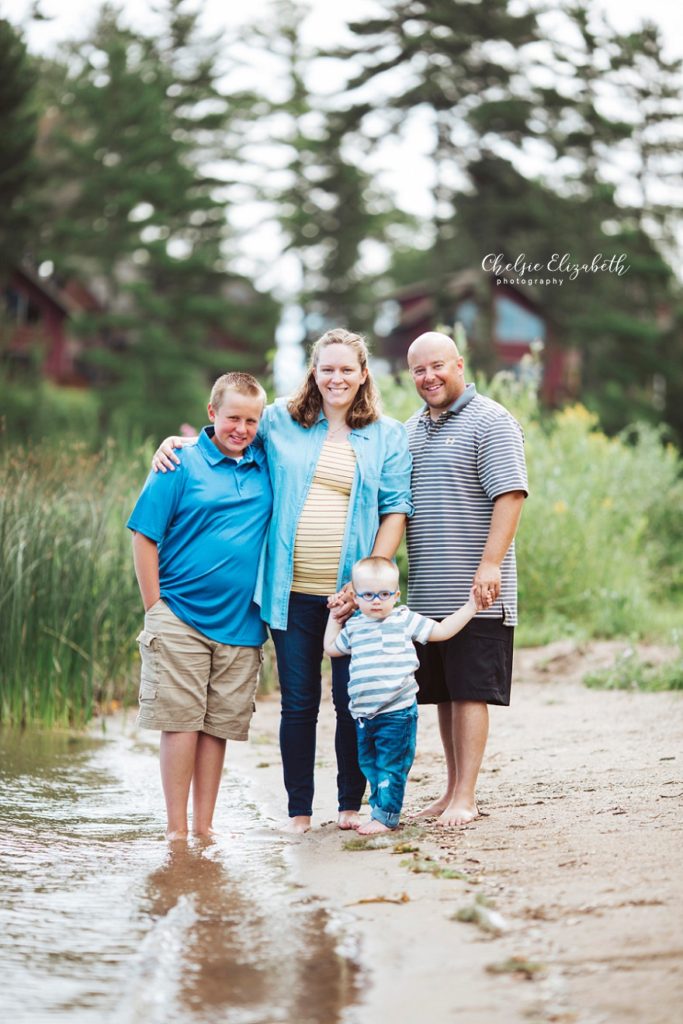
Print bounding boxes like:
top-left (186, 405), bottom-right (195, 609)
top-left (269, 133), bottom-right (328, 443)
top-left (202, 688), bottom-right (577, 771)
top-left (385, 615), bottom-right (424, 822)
top-left (482, 252), bottom-right (630, 287)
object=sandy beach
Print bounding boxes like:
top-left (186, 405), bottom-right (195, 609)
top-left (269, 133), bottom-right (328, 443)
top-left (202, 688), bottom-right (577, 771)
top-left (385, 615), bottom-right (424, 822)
top-left (231, 641), bottom-right (683, 1024)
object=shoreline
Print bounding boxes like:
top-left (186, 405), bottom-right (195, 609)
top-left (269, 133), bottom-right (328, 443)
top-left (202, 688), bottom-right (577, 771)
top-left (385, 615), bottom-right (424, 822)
top-left (230, 641), bottom-right (683, 1024)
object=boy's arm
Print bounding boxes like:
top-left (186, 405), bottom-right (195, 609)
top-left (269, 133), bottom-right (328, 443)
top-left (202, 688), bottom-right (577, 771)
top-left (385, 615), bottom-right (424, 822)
top-left (428, 588), bottom-right (489, 643)
top-left (323, 611), bottom-right (346, 658)
top-left (132, 532), bottom-right (161, 611)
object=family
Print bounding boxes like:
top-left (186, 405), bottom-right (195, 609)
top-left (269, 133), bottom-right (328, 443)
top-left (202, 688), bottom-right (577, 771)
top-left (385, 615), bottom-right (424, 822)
top-left (127, 329), bottom-right (528, 840)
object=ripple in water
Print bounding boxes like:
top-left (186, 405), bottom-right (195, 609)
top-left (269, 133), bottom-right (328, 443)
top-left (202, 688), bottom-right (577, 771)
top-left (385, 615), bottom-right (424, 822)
top-left (0, 726), bottom-right (361, 1024)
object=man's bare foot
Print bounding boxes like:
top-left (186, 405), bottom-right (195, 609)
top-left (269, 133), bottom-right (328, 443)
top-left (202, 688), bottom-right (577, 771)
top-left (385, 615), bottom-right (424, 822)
top-left (337, 810), bottom-right (362, 831)
top-left (437, 801), bottom-right (478, 827)
top-left (357, 819), bottom-right (392, 835)
top-left (409, 795), bottom-right (451, 819)
top-left (286, 815), bottom-right (312, 834)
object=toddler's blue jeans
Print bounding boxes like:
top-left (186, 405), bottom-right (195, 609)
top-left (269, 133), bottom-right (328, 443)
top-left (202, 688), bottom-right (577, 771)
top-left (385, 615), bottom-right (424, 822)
top-left (355, 702), bottom-right (418, 828)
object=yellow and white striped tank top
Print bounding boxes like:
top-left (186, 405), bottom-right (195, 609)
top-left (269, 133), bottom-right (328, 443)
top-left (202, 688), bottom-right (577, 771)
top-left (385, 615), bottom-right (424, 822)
top-left (291, 439), bottom-right (356, 595)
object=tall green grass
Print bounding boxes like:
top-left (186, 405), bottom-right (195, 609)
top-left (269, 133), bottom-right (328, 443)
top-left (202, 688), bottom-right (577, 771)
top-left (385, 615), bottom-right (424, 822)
top-left (0, 442), bottom-right (145, 726)
top-left (380, 370), bottom-right (683, 644)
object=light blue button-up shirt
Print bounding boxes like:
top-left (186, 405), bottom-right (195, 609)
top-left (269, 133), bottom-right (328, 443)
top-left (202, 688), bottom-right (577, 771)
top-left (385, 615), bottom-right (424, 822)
top-left (254, 399), bottom-right (413, 630)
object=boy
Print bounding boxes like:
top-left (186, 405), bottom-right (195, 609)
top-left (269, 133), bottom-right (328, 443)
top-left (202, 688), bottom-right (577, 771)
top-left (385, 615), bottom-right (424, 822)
top-left (127, 372), bottom-right (272, 840)
top-left (323, 556), bottom-right (489, 835)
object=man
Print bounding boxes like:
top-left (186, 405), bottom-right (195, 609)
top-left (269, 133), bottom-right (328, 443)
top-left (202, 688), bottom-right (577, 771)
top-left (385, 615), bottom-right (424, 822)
top-left (405, 332), bottom-right (528, 826)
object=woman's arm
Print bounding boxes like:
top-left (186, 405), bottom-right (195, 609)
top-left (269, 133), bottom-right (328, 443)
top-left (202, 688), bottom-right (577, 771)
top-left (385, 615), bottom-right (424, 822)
top-left (370, 512), bottom-right (406, 560)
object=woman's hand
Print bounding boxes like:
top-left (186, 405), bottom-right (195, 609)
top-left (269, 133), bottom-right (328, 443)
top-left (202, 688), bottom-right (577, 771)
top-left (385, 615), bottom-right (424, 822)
top-left (152, 436), bottom-right (189, 473)
top-left (327, 582), bottom-right (356, 623)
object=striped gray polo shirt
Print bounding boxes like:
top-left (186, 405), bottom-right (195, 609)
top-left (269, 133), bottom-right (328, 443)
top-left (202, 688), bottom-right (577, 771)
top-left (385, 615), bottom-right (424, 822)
top-left (405, 384), bottom-right (528, 624)
top-left (334, 605), bottom-right (436, 719)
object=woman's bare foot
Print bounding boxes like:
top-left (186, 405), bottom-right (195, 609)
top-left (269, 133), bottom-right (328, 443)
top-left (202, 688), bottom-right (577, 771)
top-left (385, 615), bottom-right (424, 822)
top-left (337, 810), bottom-right (362, 831)
top-left (437, 800), bottom-right (478, 827)
top-left (357, 819), bottom-right (392, 835)
top-left (166, 829), bottom-right (189, 841)
top-left (286, 815), bottom-right (312, 834)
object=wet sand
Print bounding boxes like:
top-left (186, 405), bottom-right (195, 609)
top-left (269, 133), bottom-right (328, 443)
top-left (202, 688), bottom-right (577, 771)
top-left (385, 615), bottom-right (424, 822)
top-left (231, 641), bottom-right (683, 1024)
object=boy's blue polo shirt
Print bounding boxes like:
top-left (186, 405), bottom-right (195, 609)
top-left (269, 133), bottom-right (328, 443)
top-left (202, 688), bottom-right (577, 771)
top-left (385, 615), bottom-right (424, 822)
top-left (127, 427), bottom-right (273, 646)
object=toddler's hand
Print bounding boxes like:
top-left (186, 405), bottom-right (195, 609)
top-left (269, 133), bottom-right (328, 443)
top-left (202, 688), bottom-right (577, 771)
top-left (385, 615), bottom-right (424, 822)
top-left (470, 585), bottom-right (492, 612)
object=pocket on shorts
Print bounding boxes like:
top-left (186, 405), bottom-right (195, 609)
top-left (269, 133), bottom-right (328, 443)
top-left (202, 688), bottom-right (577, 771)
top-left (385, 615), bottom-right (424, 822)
top-left (136, 629), bottom-right (159, 702)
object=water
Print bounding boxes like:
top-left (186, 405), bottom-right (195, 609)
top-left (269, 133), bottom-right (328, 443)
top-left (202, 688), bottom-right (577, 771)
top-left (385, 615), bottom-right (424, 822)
top-left (0, 725), bottom-right (360, 1024)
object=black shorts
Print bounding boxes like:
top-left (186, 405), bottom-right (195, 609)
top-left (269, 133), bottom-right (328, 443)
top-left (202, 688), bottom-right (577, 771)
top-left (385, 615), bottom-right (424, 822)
top-left (416, 616), bottom-right (514, 707)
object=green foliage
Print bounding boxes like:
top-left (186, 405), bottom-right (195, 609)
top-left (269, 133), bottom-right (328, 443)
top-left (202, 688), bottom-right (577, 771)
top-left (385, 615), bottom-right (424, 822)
top-left (0, 442), bottom-right (146, 726)
top-left (584, 646), bottom-right (683, 691)
top-left (380, 368), bottom-right (683, 643)
top-left (0, 372), bottom-right (101, 446)
top-left (0, 18), bottom-right (39, 273)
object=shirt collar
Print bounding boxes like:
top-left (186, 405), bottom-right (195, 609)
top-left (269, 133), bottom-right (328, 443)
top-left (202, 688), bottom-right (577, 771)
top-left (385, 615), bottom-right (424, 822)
top-left (420, 382), bottom-right (477, 421)
top-left (199, 425), bottom-right (261, 466)
top-left (315, 409), bottom-right (368, 438)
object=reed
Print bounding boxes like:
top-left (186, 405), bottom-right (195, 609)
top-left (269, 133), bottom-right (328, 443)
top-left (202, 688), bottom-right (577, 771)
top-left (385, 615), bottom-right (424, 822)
top-left (0, 442), bottom-right (146, 726)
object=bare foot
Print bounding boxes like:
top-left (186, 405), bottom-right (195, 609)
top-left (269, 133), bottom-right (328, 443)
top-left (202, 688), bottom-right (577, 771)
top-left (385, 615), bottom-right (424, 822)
top-left (357, 819), bottom-right (393, 835)
top-left (437, 801), bottom-right (478, 827)
top-left (286, 815), bottom-right (312, 834)
top-left (337, 810), bottom-right (363, 831)
top-left (166, 829), bottom-right (189, 841)
top-left (409, 795), bottom-right (451, 819)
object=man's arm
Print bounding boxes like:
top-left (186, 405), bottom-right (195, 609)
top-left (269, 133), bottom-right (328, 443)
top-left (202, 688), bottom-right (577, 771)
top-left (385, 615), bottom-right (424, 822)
top-left (132, 532), bottom-right (161, 611)
top-left (473, 490), bottom-right (526, 606)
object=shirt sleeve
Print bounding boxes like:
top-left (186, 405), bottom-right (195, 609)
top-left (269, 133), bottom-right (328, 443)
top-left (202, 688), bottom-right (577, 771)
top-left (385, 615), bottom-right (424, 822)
top-left (406, 609), bottom-right (437, 645)
top-left (334, 625), bottom-right (352, 655)
top-left (476, 412), bottom-right (529, 501)
top-left (126, 464), bottom-right (184, 543)
top-left (377, 418), bottom-right (414, 517)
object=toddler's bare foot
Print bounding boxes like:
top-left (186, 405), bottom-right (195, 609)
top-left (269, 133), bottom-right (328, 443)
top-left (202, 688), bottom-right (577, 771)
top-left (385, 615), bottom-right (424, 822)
top-left (410, 795), bottom-right (451, 819)
top-left (437, 800), bottom-right (478, 827)
top-left (357, 819), bottom-right (392, 835)
top-left (286, 815), bottom-right (311, 834)
top-left (337, 810), bottom-right (362, 831)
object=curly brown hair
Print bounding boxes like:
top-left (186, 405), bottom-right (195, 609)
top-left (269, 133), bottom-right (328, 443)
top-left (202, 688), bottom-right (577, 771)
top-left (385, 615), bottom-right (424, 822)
top-left (287, 328), bottom-right (382, 429)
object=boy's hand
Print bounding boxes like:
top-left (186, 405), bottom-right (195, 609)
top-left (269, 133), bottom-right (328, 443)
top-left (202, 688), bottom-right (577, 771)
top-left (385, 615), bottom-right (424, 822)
top-left (152, 436), bottom-right (188, 473)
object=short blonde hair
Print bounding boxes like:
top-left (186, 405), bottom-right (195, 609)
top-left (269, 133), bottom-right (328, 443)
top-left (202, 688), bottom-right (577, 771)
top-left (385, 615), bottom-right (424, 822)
top-left (287, 328), bottom-right (382, 429)
top-left (209, 372), bottom-right (267, 410)
top-left (352, 556), bottom-right (399, 589)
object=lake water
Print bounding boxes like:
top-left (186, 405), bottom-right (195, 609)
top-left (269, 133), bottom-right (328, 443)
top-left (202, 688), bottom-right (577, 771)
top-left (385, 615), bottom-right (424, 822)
top-left (0, 725), bottom-right (360, 1024)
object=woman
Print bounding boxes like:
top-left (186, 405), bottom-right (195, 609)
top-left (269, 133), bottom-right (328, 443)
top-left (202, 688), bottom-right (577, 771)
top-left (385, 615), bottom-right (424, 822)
top-left (155, 329), bottom-right (412, 833)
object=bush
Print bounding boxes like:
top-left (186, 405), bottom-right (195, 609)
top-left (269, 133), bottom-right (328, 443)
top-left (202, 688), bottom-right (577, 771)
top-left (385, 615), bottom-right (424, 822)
top-left (379, 369), bottom-right (683, 643)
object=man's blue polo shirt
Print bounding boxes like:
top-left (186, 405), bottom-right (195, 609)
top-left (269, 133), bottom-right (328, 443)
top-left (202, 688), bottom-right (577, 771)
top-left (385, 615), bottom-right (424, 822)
top-left (127, 427), bottom-right (273, 646)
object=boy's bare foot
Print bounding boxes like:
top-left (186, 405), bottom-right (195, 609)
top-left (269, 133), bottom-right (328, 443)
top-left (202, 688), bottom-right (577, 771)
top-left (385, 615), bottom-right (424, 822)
top-left (286, 815), bottom-right (312, 834)
top-left (410, 795), bottom-right (451, 819)
top-left (337, 810), bottom-right (362, 830)
top-left (437, 801), bottom-right (478, 827)
top-left (357, 819), bottom-right (392, 835)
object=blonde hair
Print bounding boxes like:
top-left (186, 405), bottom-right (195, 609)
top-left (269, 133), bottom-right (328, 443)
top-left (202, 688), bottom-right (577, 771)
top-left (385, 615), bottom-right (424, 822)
top-left (209, 372), bottom-right (267, 410)
top-left (287, 328), bottom-right (382, 429)
top-left (352, 556), bottom-right (399, 589)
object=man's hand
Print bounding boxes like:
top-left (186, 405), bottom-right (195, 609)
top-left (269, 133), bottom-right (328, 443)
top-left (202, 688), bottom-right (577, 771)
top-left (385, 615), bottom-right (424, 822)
top-left (469, 583), bottom-right (493, 614)
top-left (473, 559), bottom-right (501, 608)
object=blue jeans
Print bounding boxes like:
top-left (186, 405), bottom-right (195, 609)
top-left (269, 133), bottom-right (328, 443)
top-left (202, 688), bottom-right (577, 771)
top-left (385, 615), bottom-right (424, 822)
top-left (355, 703), bottom-right (418, 828)
top-left (271, 593), bottom-right (367, 818)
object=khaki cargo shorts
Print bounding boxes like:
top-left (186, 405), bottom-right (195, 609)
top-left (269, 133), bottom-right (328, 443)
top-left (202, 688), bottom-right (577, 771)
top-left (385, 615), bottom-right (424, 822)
top-left (135, 599), bottom-right (262, 740)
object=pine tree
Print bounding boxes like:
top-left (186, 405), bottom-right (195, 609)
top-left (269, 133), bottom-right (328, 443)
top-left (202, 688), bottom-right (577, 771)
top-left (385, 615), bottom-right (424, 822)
top-left (35, 1), bottom-right (278, 438)
top-left (0, 19), bottom-right (39, 276)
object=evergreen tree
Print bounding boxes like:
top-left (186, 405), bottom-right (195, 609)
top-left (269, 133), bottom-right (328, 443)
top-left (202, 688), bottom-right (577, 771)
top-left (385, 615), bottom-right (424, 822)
top-left (35, 1), bottom-right (278, 438)
top-left (0, 18), bottom-right (39, 276)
